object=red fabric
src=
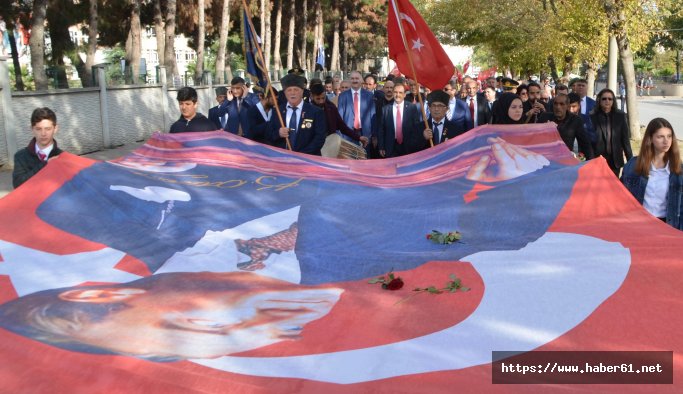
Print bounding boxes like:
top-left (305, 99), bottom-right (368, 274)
top-left (353, 91), bottom-right (360, 129)
top-left (387, 0), bottom-right (454, 91)
top-left (462, 60), bottom-right (470, 75)
top-left (395, 105), bottom-right (403, 144)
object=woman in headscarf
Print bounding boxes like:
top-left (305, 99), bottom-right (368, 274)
top-left (491, 93), bottom-right (525, 125)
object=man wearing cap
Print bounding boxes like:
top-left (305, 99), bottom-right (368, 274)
top-left (310, 83), bottom-right (367, 145)
top-left (500, 77), bottom-right (519, 93)
top-left (209, 86), bottom-right (228, 130)
top-left (419, 90), bottom-right (469, 150)
top-left (337, 71), bottom-right (376, 148)
top-left (277, 67), bottom-right (311, 106)
top-left (244, 87), bottom-right (278, 144)
top-left (268, 74), bottom-right (327, 155)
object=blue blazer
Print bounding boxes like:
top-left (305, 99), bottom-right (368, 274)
top-left (337, 89), bottom-right (376, 138)
top-left (377, 101), bottom-right (423, 157)
top-left (449, 99), bottom-right (474, 133)
top-left (244, 104), bottom-right (271, 144)
top-left (267, 102), bottom-right (327, 155)
top-left (208, 105), bottom-right (224, 130)
top-left (213, 97), bottom-right (251, 134)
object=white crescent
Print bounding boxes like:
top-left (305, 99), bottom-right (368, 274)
top-left (192, 232), bottom-right (631, 383)
top-left (399, 12), bottom-right (417, 31)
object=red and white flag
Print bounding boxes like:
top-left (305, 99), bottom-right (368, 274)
top-left (387, 0), bottom-right (454, 91)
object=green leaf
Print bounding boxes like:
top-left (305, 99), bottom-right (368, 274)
top-left (449, 273), bottom-right (457, 280)
top-left (368, 278), bottom-right (383, 284)
top-left (460, 287), bottom-right (470, 292)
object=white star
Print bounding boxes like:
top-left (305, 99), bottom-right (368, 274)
top-left (0, 240), bottom-right (141, 296)
top-left (412, 38), bottom-right (424, 52)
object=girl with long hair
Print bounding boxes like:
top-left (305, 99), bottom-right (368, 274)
top-left (621, 117), bottom-right (683, 230)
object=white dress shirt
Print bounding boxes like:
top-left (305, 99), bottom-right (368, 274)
top-left (643, 163), bottom-right (670, 218)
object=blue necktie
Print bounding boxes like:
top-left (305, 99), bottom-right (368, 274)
top-left (289, 106), bottom-right (298, 146)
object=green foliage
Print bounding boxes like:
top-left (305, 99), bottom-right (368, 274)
top-left (9, 64), bottom-right (35, 91)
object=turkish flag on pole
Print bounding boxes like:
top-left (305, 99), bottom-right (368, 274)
top-left (387, 0), bottom-right (454, 91)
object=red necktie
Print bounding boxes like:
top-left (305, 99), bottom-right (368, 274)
top-left (353, 92), bottom-right (361, 129)
top-left (38, 152), bottom-right (47, 161)
top-left (469, 98), bottom-right (475, 124)
top-left (395, 105), bottom-right (403, 144)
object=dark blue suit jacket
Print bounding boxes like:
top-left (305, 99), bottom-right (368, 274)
top-left (244, 104), bottom-right (271, 144)
top-left (425, 116), bottom-right (468, 147)
top-left (377, 101), bottom-right (423, 157)
top-left (208, 105), bottom-right (224, 130)
top-left (267, 101), bottom-right (327, 155)
top-left (337, 88), bottom-right (376, 138)
top-left (581, 97), bottom-right (597, 143)
top-left (213, 97), bottom-right (251, 134)
top-left (449, 98), bottom-right (474, 133)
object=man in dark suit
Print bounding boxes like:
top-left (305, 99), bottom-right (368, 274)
top-left (538, 93), bottom-right (594, 159)
top-left (212, 77), bottom-right (251, 135)
top-left (419, 90), bottom-right (469, 150)
top-left (244, 88), bottom-right (278, 144)
top-left (463, 80), bottom-right (492, 127)
top-left (447, 82), bottom-right (474, 133)
top-left (267, 74), bottom-right (327, 155)
top-left (570, 78), bottom-right (596, 143)
top-left (337, 71), bottom-right (376, 143)
top-left (377, 80), bottom-right (422, 158)
top-left (208, 86), bottom-right (228, 130)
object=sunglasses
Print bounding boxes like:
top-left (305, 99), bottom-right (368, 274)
top-left (601, 97), bottom-right (614, 101)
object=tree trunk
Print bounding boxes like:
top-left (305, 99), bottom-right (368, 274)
top-left (313, 1), bottom-right (322, 70)
top-left (30, 0), bottom-right (49, 90)
top-left (195, 0), bottom-right (205, 84)
top-left (273, 0), bottom-right (282, 74)
top-left (264, 0), bottom-right (272, 69)
top-left (216, 0), bottom-right (230, 84)
top-left (125, 0), bottom-right (142, 85)
top-left (47, 0), bottom-right (73, 89)
top-left (548, 56), bottom-right (559, 84)
top-left (260, 0), bottom-right (266, 43)
top-left (154, 0), bottom-right (165, 67)
top-left (300, 0), bottom-right (307, 70)
top-left (7, 28), bottom-right (25, 91)
top-left (341, 9), bottom-right (348, 72)
top-left (164, 0), bottom-right (178, 81)
top-left (83, 0), bottom-right (98, 87)
top-left (603, 0), bottom-right (640, 140)
top-left (586, 63), bottom-right (597, 98)
top-left (286, 0), bottom-right (295, 70)
top-left (562, 54), bottom-right (573, 79)
top-left (331, 0), bottom-right (339, 72)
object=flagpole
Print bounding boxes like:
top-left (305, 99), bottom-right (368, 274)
top-left (391, 0), bottom-right (433, 148)
top-left (241, 0), bottom-right (291, 151)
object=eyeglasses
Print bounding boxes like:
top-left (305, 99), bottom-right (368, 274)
top-left (601, 97), bottom-right (614, 101)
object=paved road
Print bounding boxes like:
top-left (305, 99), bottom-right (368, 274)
top-left (634, 97), bottom-right (683, 139)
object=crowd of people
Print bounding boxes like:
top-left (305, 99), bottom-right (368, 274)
top-left (11, 68), bottom-right (683, 230)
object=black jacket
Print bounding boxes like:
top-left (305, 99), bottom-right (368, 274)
top-left (539, 112), bottom-right (595, 159)
top-left (590, 110), bottom-right (633, 169)
top-left (169, 113), bottom-right (218, 133)
top-left (12, 138), bottom-right (64, 188)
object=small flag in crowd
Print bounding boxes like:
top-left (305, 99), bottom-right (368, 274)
top-left (242, 9), bottom-right (268, 91)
